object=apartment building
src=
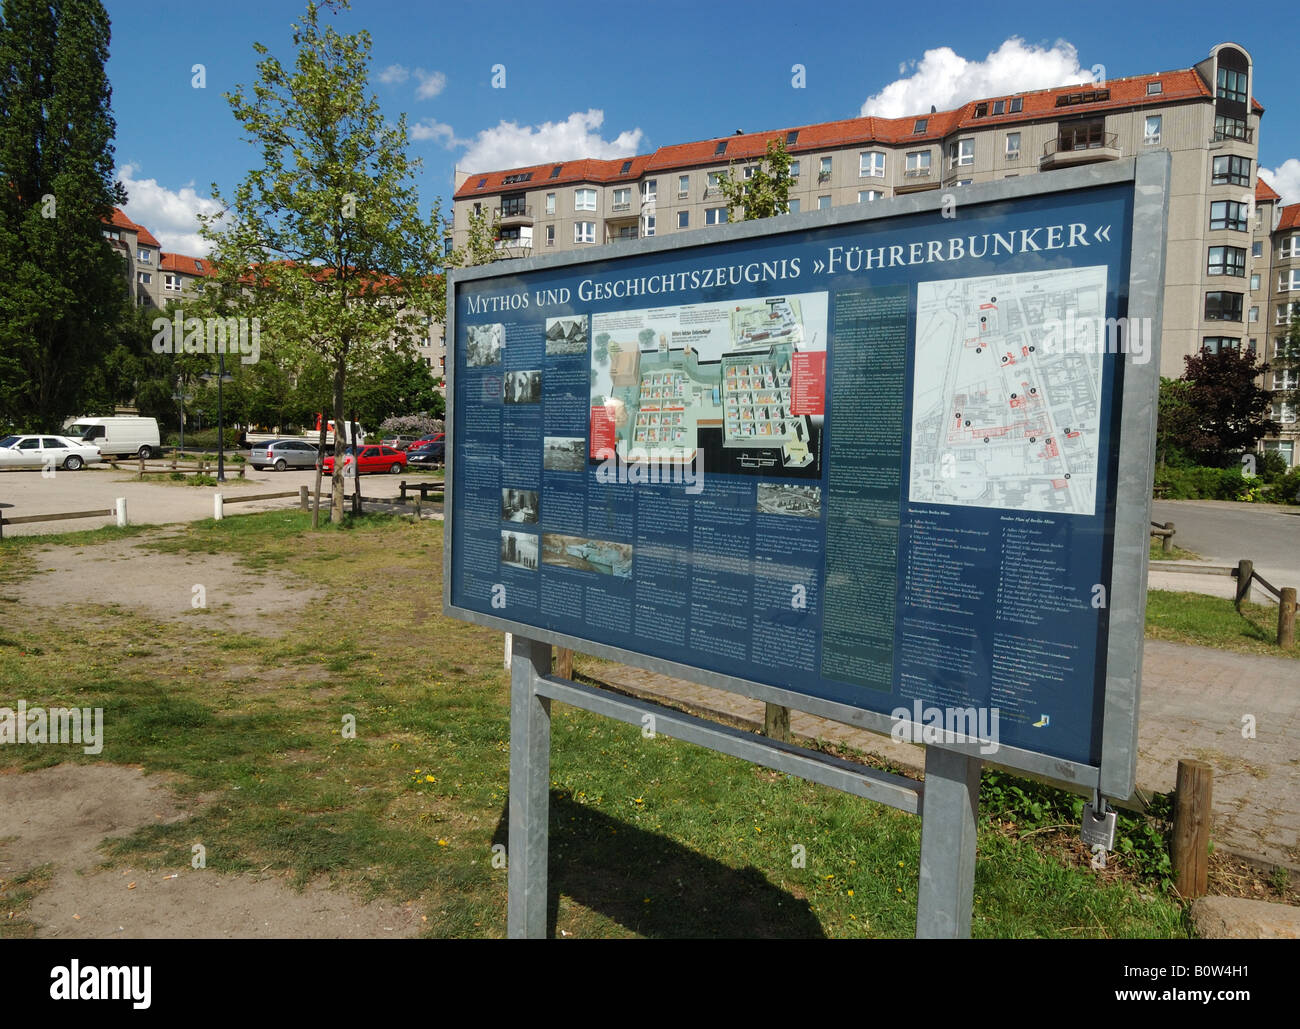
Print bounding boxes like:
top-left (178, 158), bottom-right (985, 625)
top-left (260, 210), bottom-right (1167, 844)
top-left (1266, 202), bottom-right (1300, 461)
top-left (101, 208), bottom-right (447, 378)
top-left (453, 42), bottom-right (1276, 391)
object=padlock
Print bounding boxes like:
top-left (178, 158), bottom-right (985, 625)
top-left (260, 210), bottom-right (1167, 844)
top-left (1081, 801), bottom-right (1117, 851)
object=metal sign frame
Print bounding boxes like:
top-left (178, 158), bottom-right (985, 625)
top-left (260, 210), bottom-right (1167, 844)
top-left (445, 155), bottom-right (1170, 937)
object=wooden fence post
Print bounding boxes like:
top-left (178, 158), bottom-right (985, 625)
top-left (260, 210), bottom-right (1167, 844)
top-left (555, 648), bottom-right (574, 680)
top-left (1234, 560), bottom-right (1253, 611)
top-left (1279, 587), bottom-right (1296, 648)
top-left (1162, 521), bottom-right (1175, 554)
top-left (764, 703), bottom-right (791, 743)
top-left (1173, 759), bottom-right (1212, 899)
top-left (137, 455), bottom-right (144, 480)
top-left (299, 485), bottom-right (310, 512)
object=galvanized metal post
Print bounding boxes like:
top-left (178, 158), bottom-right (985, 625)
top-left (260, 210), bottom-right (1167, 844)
top-left (916, 746), bottom-right (982, 939)
top-left (508, 635), bottom-right (552, 939)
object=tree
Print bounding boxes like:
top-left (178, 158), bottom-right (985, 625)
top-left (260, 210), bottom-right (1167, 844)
top-left (1272, 310), bottom-right (1300, 419)
top-left (717, 137), bottom-right (794, 222)
top-left (199, 0), bottom-right (443, 522)
top-left (0, 0), bottom-right (128, 432)
top-left (1155, 377), bottom-right (1196, 468)
top-left (1177, 347), bottom-right (1279, 466)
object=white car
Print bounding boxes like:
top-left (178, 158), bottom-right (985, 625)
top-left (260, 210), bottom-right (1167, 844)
top-left (0, 434), bottom-right (103, 470)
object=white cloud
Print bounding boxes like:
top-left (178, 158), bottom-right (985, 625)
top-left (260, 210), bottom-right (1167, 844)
top-left (411, 119), bottom-right (462, 145)
top-left (379, 64), bottom-right (409, 85)
top-left (1261, 160), bottom-right (1300, 207)
top-left (414, 69), bottom-right (446, 100)
top-left (450, 109), bottom-right (643, 172)
top-left (116, 164), bottom-right (222, 257)
top-left (861, 37), bottom-right (1094, 118)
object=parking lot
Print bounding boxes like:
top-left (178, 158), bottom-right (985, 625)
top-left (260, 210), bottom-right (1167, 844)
top-left (0, 461), bottom-right (439, 537)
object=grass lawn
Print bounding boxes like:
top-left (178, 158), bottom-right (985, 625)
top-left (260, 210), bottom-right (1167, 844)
top-left (1145, 589), bottom-right (1296, 657)
top-left (1148, 538), bottom-right (1198, 562)
top-left (0, 512), bottom-right (1190, 938)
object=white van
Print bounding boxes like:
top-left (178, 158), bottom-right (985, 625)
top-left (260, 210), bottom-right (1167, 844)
top-left (65, 416), bottom-right (161, 459)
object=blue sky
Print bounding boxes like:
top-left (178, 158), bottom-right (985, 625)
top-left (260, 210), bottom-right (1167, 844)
top-left (102, 0), bottom-right (1300, 255)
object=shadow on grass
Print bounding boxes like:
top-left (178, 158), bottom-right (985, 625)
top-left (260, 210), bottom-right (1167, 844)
top-left (494, 794), bottom-right (825, 939)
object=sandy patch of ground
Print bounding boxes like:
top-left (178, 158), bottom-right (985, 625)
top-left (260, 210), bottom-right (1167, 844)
top-left (0, 764), bottom-right (423, 939)
top-left (11, 535), bottom-right (320, 634)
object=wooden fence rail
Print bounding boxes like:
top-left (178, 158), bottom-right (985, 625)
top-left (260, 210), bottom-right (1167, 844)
top-left (1149, 520), bottom-right (1176, 553)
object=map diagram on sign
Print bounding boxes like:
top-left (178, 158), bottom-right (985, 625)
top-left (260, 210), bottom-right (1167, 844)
top-left (909, 266), bottom-right (1108, 515)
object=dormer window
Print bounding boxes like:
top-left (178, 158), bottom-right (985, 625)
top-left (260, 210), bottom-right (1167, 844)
top-left (913, 118), bottom-right (928, 134)
top-left (1147, 81), bottom-right (1162, 95)
top-left (619, 160), bottom-right (632, 174)
top-left (715, 141), bottom-right (727, 155)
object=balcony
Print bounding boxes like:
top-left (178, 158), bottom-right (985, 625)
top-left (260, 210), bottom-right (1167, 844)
top-left (611, 201), bottom-right (632, 213)
top-left (1212, 127), bottom-right (1254, 144)
top-left (494, 204), bottom-right (532, 228)
top-left (1041, 130), bottom-right (1120, 169)
top-left (817, 171), bottom-right (832, 183)
top-left (491, 241), bottom-right (532, 261)
top-left (903, 167), bottom-right (932, 178)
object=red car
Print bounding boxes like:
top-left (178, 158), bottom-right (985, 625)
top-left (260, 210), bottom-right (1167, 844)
top-left (409, 432), bottom-right (445, 450)
top-left (321, 444), bottom-right (407, 475)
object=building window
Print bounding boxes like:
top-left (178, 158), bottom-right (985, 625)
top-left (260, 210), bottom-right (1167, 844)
top-left (1279, 303), bottom-right (1300, 325)
top-left (714, 141), bottom-right (727, 155)
top-left (1254, 241), bottom-right (1264, 258)
top-left (1212, 155), bottom-right (1251, 186)
top-left (1216, 66), bottom-right (1247, 103)
top-left (545, 193), bottom-right (556, 215)
top-left (642, 179), bottom-right (657, 204)
top-left (992, 99), bottom-right (1005, 116)
top-left (948, 139), bottom-right (974, 168)
top-left (678, 211), bottom-right (689, 229)
top-left (905, 151), bottom-right (931, 176)
top-left (743, 165), bottom-right (757, 180)
top-left (574, 188), bottom-right (596, 211)
top-left (974, 102), bottom-right (988, 118)
top-left (500, 192), bottom-right (527, 218)
top-left (1251, 274), bottom-right (1261, 291)
top-left (1205, 292), bottom-right (1243, 321)
top-left (1273, 401), bottom-right (1297, 424)
top-left (545, 225), bottom-right (555, 247)
top-left (611, 187), bottom-right (631, 211)
top-left (1009, 97), bottom-right (1022, 113)
top-left (137, 248), bottom-right (151, 263)
top-left (1202, 336), bottom-right (1241, 353)
top-left (953, 179), bottom-right (972, 187)
top-left (1281, 270), bottom-right (1300, 292)
top-left (643, 214), bottom-right (655, 237)
top-left (913, 118), bottom-right (928, 134)
top-left (678, 174), bottom-right (689, 198)
top-left (164, 274), bottom-right (181, 292)
top-left (137, 271), bottom-right (151, 284)
top-left (786, 130), bottom-right (799, 146)
top-left (502, 172), bottom-right (533, 185)
top-left (1207, 246), bottom-right (1246, 276)
top-left (1214, 115), bottom-right (1249, 141)
top-left (858, 190), bottom-right (881, 203)
top-left (789, 160), bottom-right (800, 178)
top-left (1144, 115), bottom-right (1161, 144)
top-left (818, 156), bottom-right (832, 182)
top-left (574, 221), bottom-right (595, 244)
top-left (707, 171), bottom-right (722, 191)
top-left (817, 195), bottom-right (831, 210)
top-left (859, 151), bottom-right (885, 178)
top-left (550, 165), bottom-right (564, 179)
top-left (1005, 132), bottom-right (1021, 158)
top-left (1210, 200), bottom-right (1248, 232)
top-left (1265, 440), bottom-right (1294, 465)
top-left (1281, 235), bottom-right (1300, 259)
top-left (1147, 81), bottom-right (1163, 95)
top-left (705, 207), bottom-right (727, 225)
top-left (1250, 306), bottom-right (1260, 323)
top-left (788, 199), bottom-right (800, 214)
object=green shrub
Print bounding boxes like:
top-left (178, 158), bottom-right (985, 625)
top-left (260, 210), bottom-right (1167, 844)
top-left (1154, 466), bottom-right (1255, 500)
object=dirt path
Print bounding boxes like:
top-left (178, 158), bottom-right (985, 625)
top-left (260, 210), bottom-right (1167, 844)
top-left (0, 765), bottom-right (423, 938)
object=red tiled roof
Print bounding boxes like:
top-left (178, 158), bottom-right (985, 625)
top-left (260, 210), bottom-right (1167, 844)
top-left (1279, 205), bottom-right (1300, 232)
top-left (455, 68), bottom-right (1224, 198)
top-left (160, 252), bottom-right (213, 276)
top-left (1257, 178), bottom-right (1281, 203)
top-left (104, 207), bottom-right (161, 248)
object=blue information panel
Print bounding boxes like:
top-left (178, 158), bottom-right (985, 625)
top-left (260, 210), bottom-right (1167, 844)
top-left (448, 183), bottom-right (1138, 768)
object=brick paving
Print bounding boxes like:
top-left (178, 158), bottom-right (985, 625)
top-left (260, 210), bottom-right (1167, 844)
top-left (586, 639), bottom-right (1300, 869)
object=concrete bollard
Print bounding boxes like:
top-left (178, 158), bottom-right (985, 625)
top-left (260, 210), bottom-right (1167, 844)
top-left (115, 497), bottom-right (127, 527)
top-left (214, 494), bottom-right (224, 521)
top-left (299, 485), bottom-right (310, 511)
top-left (504, 632), bottom-right (512, 670)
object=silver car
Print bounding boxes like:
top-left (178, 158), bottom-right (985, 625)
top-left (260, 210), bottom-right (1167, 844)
top-left (247, 439), bottom-right (319, 471)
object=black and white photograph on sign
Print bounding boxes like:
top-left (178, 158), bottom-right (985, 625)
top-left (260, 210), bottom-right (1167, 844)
top-left (542, 533), bottom-right (633, 579)
top-left (545, 315), bottom-right (589, 355)
top-left (544, 436), bottom-right (586, 472)
top-left (500, 530), bottom-right (539, 570)
top-left (756, 482), bottom-right (822, 518)
top-left (503, 369), bottom-right (542, 404)
top-left (909, 266), bottom-right (1106, 516)
top-left (466, 323), bottom-right (504, 366)
top-left (501, 487), bottom-right (540, 524)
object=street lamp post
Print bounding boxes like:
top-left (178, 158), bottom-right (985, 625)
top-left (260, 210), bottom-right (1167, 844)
top-left (201, 355), bottom-right (234, 482)
top-left (170, 376), bottom-right (193, 455)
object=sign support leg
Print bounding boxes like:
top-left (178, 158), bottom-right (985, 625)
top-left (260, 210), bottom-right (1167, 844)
top-left (507, 635), bottom-right (552, 939)
top-left (916, 746), bottom-right (982, 939)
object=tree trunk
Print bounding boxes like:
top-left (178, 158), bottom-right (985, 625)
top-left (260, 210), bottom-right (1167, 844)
top-left (331, 358), bottom-right (347, 524)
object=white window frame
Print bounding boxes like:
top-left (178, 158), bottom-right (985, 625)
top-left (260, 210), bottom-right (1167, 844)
top-left (858, 190), bottom-right (881, 203)
top-left (643, 214), bottom-right (656, 237)
top-left (545, 224), bottom-right (555, 247)
top-left (574, 221), bottom-right (595, 244)
top-left (1144, 115), bottom-right (1161, 144)
top-left (545, 192), bottom-right (556, 215)
top-left (705, 207), bottom-right (727, 226)
top-left (1251, 273), bottom-right (1262, 292)
top-left (1281, 236), bottom-right (1300, 259)
top-left (574, 188), bottom-right (596, 212)
top-left (1280, 270), bottom-right (1300, 293)
top-left (949, 138), bottom-right (974, 168)
top-left (707, 171), bottom-right (722, 190)
top-left (611, 187), bottom-right (631, 210)
top-left (1005, 132), bottom-right (1021, 158)
top-left (137, 271), bottom-right (151, 284)
top-left (677, 210), bottom-right (689, 228)
top-left (789, 160), bottom-right (800, 178)
top-left (677, 174), bottom-right (690, 198)
top-left (905, 150), bottom-right (931, 175)
top-left (642, 179), bottom-right (657, 204)
top-left (137, 248), bottom-right (151, 263)
top-left (787, 198), bottom-right (800, 214)
top-left (817, 195), bottom-right (831, 211)
top-left (859, 151), bottom-right (885, 178)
